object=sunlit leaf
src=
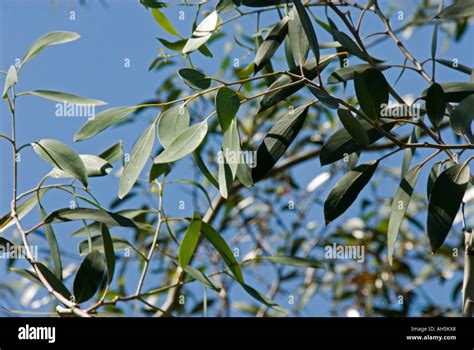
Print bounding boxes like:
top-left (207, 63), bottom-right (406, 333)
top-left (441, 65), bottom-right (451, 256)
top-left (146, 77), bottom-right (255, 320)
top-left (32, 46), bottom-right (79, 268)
top-left (179, 212), bottom-right (202, 269)
top-left (22, 31), bottom-right (80, 66)
top-left (2, 65), bottom-right (17, 98)
top-left (158, 105), bottom-right (190, 149)
top-left (216, 87), bottom-right (240, 132)
top-left (152, 8), bottom-right (181, 37)
top-left (22, 90), bottom-right (106, 106)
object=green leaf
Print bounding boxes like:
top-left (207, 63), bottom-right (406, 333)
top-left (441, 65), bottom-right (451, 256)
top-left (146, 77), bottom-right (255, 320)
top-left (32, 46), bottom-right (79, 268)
top-left (22, 90), bottom-right (106, 106)
top-left (249, 255), bottom-right (324, 269)
top-left (22, 31), bottom-right (80, 66)
top-left (307, 85), bottom-right (339, 109)
top-left (293, 0), bottom-right (320, 63)
top-left (288, 8), bottom-right (309, 66)
top-left (0, 189), bottom-right (48, 233)
top-left (179, 212), bottom-right (202, 269)
top-left (327, 64), bottom-right (389, 84)
top-left (49, 154), bottom-right (112, 178)
top-left (201, 221), bottom-right (244, 283)
top-left (252, 106), bottom-right (309, 182)
top-left (40, 205), bottom-right (62, 280)
top-left (354, 68), bottom-right (389, 120)
top-left (450, 94), bottom-right (474, 136)
top-left (240, 283), bottom-right (287, 314)
top-left (149, 163), bottom-right (171, 182)
top-left (320, 119), bottom-right (396, 165)
top-left (154, 121), bottom-right (208, 164)
top-left (193, 150), bottom-right (219, 188)
top-left (332, 29), bottom-right (367, 61)
top-left (100, 224), bottom-right (116, 283)
top-left (152, 8), bottom-right (181, 37)
top-left (401, 126), bottom-right (421, 177)
top-left (37, 263), bottom-right (72, 299)
top-left (184, 265), bottom-right (220, 292)
top-left (45, 208), bottom-right (140, 228)
top-left (98, 141), bottom-right (123, 164)
top-left (32, 139), bottom-right (88, 187)
top-left (421, 82), bottom-right (474, 103)
top-left (242, 0), bottom-right (288, 6)
top-left (218, 160), bottom-right (233, 199)
top-left (183, 34), bottom-right (212, 54)
top-left (158, 105), bottom-right (190, 149)
top-left (119, 123), bottom-right (156, 199)
top-left (426, 83), bottom-right (446, 128)
top-left (387, 164), bottom-right (423, 265)
top-left (427, 163), bottom-right (470, 253)
top-left (427, 162), bottom-right (442, 199)
top-left (254, 17), bottom-right (289, 73)
top-left (78, 235), bottom-right (138, 256)
top-left (236, 162), bottom-right (254, 187)
top-left (435, 59), bottom-right (472, 75)
top-left (216, 87), bottom-right (241, 132)
top-left (437, 1), bottom-right (474, 20)
top-left (259, 54), bottom-right (337, 111)
top-left (74, 106), bottom-right (138, 142)
top-left (2, 65), bottom-right (17, 98)
top-left (337, 108), bottom-right (370, 147)
top-left (178, 68), bottom-right (211, 90)
top-left (73, 250), bottom-right (107, 303)
top-left (9, 268), bottom-right (42, 285)
top-left (222, 119), bottom-right (242, 177)
top-left (324, 161), bottom-right (378, 224)
top-left (216, 0), bottom-right (241, 13)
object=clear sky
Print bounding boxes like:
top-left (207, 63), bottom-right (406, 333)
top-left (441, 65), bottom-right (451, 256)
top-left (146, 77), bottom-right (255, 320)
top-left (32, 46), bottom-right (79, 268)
top-left (0, 0), bottom-right (472, 316)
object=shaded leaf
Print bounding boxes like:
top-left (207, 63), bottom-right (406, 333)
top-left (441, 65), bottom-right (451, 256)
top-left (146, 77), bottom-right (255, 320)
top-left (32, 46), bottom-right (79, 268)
top-left (37, 263), bottom-right (71, 299)
top-left (354, 68), bottom-right (389, 120)
top-left (387, 164), bottom-right (423, 265)
top-left (450, 94), bottom-right (474, 135)
top-left (32, 139), bottom-right (88, 186)
top-left (294, 0), bottom-right (320, 63)
top-left (327, 64), bottom-right (389, 84)
top-left (240, 283), bottom-right (287, 314)
top-left (427, 163), bottom-right (470, 253)
top-left (100, 224), bottom-right (115, 283)
top-left (324, 161), bottom-right (378, 224)
top-left (45, 208), bottom-right (140, 228)
top-left (178, 68), bottom-right (211, 90)
top-left (307, 85), bottom-right (339, 109)
top-left (337, 108), bottom-right (369, 147)
top-left (254, 17), bottom-right (289, 73)
top-left (288, 7), bottom-right (309, 66)
top-left (252, 105), bottom-right (309, 182)
top-left (249, 255), bottom-right (324, 268)
top-left (426, 83), bottom-right (446, 128)
top-left (98, 141), bottom-right (123, 164)
top-left (73, 250), bottom-right (107, 303)
top-left (421, 82), bottom-right (474, 103)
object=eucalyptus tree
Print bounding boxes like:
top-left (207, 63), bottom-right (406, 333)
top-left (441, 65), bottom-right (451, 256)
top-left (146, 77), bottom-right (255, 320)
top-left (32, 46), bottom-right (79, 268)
top-left (1, 0), bottom-right (473, 317)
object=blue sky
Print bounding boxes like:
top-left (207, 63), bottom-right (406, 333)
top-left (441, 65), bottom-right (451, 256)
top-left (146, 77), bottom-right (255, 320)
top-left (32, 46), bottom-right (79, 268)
top-left (0, 0), bottom-right (472, 316)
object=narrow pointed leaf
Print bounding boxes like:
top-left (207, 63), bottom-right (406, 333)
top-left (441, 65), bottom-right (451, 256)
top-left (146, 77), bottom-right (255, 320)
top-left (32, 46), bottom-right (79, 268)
top-left (437, 1), bottom-right (474, 20)
top-left (22, 31), bottom-right (80, 66)
top-left (240, 283), bottom-right (287, 314)
top-left (37, 263), bottom-right (71, 299)
top-left (254, 17), bottom-right (289, 73)
top-left (252, 105), bottom-right (309, 182)
top-left (40, 205), bottom-right (62, 280)
top-left (178, 68), bottom-right (211, 90)
top-left (152, 8), bottom-right (181, 37)
top-left (427, 163), bottom-right (470, 253)
top-left (387, 164), bottom-right (423, 265)
top-left (337, 108), bottom-right (369, 147)
top-left (119, 123), bottom-right (156, 198)
top-left (74, 106), bottom-right (139, 141)
top-left (100, 224), bottom-right (116, 283)
top-left (45, 208), bottom-right (140, 228)
top-left (324, 161), bottom-right (378, 224)
top-left (218, 160), bottom-right (233, 199)
top-left (293, 0), bottom-right (320, 63)
top-left (354, 68), bottom-right (389, 120)
top-left (98, 141), bottom-right (123, 164)
top-left (2, 65), bottom-right (17, 98)
top-left (288, 8), bottom-right (309, 66)
top-left (179, 212), bottom-right (202, 269)
top-left (201, 222), bottom-right (244, 283)
top-left (22, 90), bottom-right (106, 106)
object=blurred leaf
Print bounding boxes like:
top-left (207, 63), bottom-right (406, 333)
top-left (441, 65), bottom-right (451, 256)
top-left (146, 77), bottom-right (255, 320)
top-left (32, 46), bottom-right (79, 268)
top-left (46, 208), bottom-right (140, 228)
top-left (428, 163), bottom-right (470, 253)
top-left (149, 163), bottom-right (171, 182)
top-left (218, 160), bottom-right (233, 199)
top-left (73, 250), bottom-right (107, 303)
top-left (254, 17), bottom-right (289, 73)
top-left (2, 65), bottom-right (17, 98)
top-left (119, 123), bottom-right (156, 198)
top-left (32, 139), bottom-right (88, 186)
top-left (193, 150), bottom-right (219, 188)
top-left (98, 141), bottom-right (123, 164)
top-left (324, 161), bottom-right (378, 224)
top-left (421, 82), bottom-right (474, 103)
top-left (437, 1), bottom-right (474, 20)
top-left (249, 255), bottom-right (324, 268)
top-left (240, 283), bottom-right (287, 314)
top-left (152, 8), bottom-right (181, 37)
